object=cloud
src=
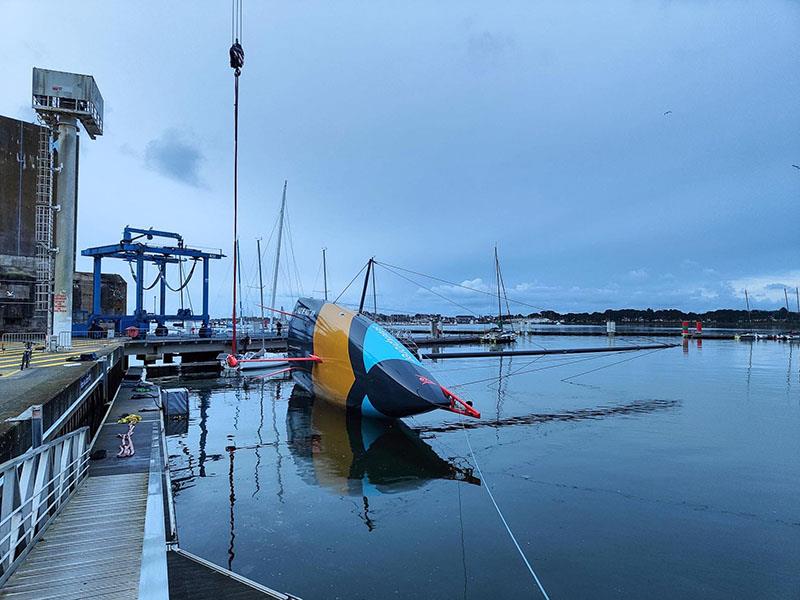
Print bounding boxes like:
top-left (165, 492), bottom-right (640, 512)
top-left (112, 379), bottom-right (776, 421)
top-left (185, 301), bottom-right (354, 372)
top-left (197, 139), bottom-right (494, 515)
top-left (409, 276), bottom-right (623, 314)
top-left (144, 129), bottom-right (205, 187)
top-left (727, 271), bottom-right (800, 303)
top-left (119, 143), bottom-right (139, 158)
top-left (628, 268), bottom-right (649, 280)
top-left (466, 30), bottom-right (515, 68)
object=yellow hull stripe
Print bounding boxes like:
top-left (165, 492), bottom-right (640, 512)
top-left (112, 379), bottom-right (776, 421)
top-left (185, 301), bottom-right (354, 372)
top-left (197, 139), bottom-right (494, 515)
top-left (311, 303), bottom-right (356, 409)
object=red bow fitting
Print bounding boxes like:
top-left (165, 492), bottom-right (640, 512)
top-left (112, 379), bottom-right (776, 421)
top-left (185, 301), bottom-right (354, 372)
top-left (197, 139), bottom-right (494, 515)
top-left (440, 385), bottom-right (480, 418)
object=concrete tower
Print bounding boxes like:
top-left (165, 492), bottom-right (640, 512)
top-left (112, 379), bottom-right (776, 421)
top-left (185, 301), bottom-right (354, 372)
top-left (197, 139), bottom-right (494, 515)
top-left (32, 68), bottom-right (103, 349)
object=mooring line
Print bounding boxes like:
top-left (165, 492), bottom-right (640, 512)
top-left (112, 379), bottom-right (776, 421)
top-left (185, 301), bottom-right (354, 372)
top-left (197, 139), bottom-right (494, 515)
top-left (462, 426), bottom-right (552, 600)
top-left (559, 346), bottom-right (668, 382)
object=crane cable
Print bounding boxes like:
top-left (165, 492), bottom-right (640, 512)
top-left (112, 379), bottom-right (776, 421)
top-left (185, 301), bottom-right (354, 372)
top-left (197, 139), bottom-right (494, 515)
top-left (128, 261), bottom-right (162, 291)
top-left (229, 0), bottom-right (244, 355)
top-left (163, 259), bottom-right (199, 293)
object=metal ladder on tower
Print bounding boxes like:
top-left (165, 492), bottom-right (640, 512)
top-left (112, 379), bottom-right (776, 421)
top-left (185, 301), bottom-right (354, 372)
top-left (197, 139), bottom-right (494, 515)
top-left (34, 120), bottom-right (55, 324)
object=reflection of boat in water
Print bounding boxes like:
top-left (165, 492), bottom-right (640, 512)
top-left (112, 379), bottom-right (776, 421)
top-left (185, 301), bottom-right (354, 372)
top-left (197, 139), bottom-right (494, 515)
top-left (285, 389), bottom-right (480, 496)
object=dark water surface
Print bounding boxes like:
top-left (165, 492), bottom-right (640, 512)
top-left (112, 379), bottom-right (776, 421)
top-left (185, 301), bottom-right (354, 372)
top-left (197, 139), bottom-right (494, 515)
top-left (163, 336), bottom-right (800, 599)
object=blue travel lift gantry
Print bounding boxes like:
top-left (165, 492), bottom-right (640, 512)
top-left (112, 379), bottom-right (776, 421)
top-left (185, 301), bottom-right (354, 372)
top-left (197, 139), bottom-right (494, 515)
top-left (79, 227), bottom-right (224, 337)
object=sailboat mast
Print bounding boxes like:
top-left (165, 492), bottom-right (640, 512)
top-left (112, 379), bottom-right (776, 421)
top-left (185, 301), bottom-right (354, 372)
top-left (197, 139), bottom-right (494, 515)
top-left (257, 238), bottom-right (265, 347)
top-left (358, 258), bottom-right (374, 314)
top-left (269, 180), bottom-right (287, 331)
top-left (745, 289), bottom-right (752, 327)
top-left (495, 246), bottom-right (502, 327)
top-left (322, 248), bottom-right (328, 301)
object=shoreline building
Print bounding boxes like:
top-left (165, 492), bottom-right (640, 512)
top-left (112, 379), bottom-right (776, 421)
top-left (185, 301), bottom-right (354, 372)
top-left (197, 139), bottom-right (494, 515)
top-left (0, 69), bottom-right (124, 337)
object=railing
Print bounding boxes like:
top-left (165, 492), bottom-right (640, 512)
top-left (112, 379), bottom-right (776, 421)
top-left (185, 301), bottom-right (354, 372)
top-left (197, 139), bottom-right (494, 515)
top-left (0, 332), bottom-right (47, 352)
top-left (52, 331), bottom-right (126, 352)
top-left (0, 427), bottom-right (90, 585)
top-left (0, 331), bottom-right (128, 354)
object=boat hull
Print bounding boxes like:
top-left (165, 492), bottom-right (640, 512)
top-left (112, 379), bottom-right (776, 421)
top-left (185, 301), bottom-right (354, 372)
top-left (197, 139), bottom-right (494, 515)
top-left (288, 299), bottom-right (452, 419)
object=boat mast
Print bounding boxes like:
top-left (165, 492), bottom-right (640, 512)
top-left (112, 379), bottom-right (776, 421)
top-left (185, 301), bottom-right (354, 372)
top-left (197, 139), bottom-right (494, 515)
top-left (257, 237), bottom-right (265, 348)
top-left (236, 238), bottom-right (244, 332)
top-left (358, 258), bottom-right (374, 314)
top-left (269, 180), bottom-right (287, 332)
top-left (495, 246), bottom-right (502, 329)
top-left (322, 247), bottom-right (328, 301)
top-left (745, 288), bottom-right (752, 328)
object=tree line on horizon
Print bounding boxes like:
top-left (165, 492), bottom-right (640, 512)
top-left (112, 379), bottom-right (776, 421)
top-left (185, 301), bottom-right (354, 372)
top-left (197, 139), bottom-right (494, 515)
top-left (535, 307), bottom-right (799, 326)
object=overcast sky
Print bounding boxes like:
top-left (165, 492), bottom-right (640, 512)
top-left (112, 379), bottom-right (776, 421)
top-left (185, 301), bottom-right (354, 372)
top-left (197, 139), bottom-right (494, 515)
top-left (1, 1), bottom-right (798, 317)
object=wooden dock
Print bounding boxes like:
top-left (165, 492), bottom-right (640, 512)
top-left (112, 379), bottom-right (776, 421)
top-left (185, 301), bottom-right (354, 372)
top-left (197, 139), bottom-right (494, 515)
top-left (0, 472), bottom-right (149, 599)
top-left (0, 370), bottom-right (299, 599)
top-left (0, 377), bottom-right (163, 599)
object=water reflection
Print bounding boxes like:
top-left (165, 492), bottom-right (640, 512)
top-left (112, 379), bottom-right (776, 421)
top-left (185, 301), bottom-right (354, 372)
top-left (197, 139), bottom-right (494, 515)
top-left (418, 398), bottom-right (680, 434)
top-left (285, 387), bottom-right (480, 498)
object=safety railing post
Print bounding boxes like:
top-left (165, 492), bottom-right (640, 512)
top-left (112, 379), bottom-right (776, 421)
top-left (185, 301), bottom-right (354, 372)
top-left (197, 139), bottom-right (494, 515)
top-left (31, 406), bottom-right (43, 449)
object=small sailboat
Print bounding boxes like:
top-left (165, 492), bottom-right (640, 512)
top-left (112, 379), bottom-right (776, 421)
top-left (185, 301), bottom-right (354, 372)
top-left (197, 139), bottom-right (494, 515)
top-left (225, 182), bottom-right (290, 374)
top-left (735, 289), bottom-right (757, 342)
top-left (481, 246), bottom-right (517, 344)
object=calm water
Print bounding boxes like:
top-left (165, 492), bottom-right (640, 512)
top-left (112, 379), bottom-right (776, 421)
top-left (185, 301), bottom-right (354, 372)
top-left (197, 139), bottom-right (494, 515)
top-left (163, 336), bottom-right (800, 599)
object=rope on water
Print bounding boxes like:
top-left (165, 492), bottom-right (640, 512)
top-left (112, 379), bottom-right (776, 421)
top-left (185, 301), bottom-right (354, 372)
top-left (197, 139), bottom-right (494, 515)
top-left (462, 426), bottom-right (551, 600)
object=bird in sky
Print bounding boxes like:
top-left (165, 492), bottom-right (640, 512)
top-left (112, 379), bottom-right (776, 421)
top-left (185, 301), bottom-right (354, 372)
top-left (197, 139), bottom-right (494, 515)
top-left (792, 164), bottom-right (800, 170)
top-left (663, 110), bottom-right (672, 115)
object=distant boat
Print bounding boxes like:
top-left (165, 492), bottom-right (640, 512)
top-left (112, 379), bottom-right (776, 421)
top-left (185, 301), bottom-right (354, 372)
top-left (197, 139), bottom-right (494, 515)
top-left (481, 246), bottom-right (517, 345)
top-left (235, 349), bottom-right (289, 372)
top-left (735, 289), bottom-right (759, 343)
top-left (482, 329), bottom-right (517, 344)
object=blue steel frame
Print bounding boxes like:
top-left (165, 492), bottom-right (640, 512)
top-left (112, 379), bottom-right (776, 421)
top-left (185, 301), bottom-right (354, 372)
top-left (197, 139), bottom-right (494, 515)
top-left (78, 227), bottom-right (224, 334)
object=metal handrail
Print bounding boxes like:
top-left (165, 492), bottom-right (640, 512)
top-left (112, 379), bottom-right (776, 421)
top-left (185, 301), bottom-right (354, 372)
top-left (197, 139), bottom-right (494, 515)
top-left (0, 458), bottom-right (89, 553)
top-left (0, 450), bottom-right (89, 531)
top-left (0, 427), bottom-right (89, 585)
top-left (0, 332), bottom-right (47, 351)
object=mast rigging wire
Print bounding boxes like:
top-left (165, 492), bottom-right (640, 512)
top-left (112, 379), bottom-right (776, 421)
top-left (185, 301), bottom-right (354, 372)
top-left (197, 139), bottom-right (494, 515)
top-left (334, 262), bottom-right (369, 304)
top-left (282, 200), bottom-right (305, 297)
top-left (378, 263), bottom-right (480, 317)
top-left (375, 260), bottom-right (550, 313)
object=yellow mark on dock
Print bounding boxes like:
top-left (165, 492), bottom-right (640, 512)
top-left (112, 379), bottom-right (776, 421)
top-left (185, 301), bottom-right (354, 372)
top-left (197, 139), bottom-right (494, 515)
top-left (0, 343), bottom-right (114, 376)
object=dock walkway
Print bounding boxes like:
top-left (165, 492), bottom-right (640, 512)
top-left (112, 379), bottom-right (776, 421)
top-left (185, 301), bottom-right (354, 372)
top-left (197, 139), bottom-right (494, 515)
top-left (0, 370), bottom-right (299, 599)
top-left (0, 377), bottom-right (162, 599)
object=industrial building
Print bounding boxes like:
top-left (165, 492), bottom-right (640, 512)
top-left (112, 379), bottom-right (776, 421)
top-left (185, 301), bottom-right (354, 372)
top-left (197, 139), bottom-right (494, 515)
top-left (0, 69), bottom-right (121, 338)
top-left (0, 113), bottom-right (126, 332)
top-left (0, 116), bottom-right (47, 332)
